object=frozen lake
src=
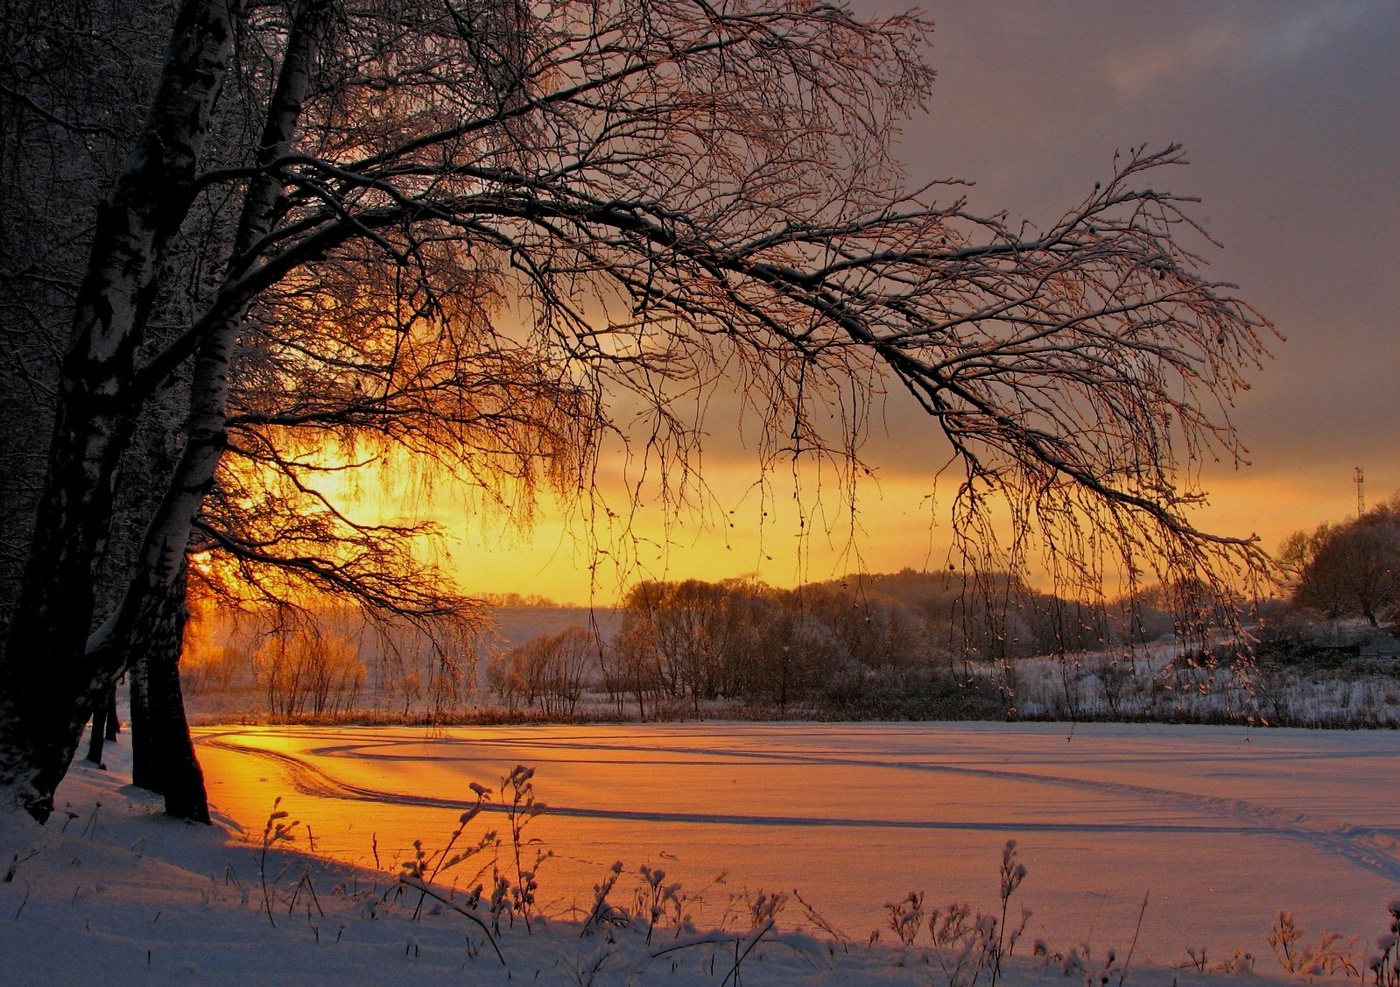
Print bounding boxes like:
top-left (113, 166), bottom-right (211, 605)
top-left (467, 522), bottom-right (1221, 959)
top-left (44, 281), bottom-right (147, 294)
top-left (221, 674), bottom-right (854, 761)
top-left (193, 721), bottom-right (1400, 966)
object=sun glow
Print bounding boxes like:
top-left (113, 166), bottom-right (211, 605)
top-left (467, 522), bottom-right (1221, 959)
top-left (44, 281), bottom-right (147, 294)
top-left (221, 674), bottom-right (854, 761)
top-left (274, 435), bottom-right (1316, 607)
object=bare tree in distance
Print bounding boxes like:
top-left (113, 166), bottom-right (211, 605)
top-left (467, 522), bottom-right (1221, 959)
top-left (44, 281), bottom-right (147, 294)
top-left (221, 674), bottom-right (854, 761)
top-left (0, 0), bottom-right (1272, 821)
top-left (1287, 496), bottom-right (1400, 628)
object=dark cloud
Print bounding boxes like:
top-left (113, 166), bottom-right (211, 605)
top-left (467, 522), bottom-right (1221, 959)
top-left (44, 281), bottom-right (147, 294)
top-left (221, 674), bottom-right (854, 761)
top-left (851, 0), bottom-right (1400, 535)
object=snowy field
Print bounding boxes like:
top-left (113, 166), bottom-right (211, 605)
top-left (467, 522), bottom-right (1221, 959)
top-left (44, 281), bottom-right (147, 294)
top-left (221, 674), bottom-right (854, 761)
top-left (3, 721), bottom-right (1397, 986)
top-left (195, 723), bottom-right (1400, 960)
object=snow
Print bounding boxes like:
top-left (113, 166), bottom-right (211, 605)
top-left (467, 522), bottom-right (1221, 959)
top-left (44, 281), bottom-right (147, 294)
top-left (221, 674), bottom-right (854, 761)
top-left (3, 722), bottom-right (1397, 986)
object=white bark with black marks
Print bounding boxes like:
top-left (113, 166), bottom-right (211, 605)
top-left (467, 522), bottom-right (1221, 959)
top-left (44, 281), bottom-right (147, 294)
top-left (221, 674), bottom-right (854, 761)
top-left (0, 0), bottom-right (235, 821)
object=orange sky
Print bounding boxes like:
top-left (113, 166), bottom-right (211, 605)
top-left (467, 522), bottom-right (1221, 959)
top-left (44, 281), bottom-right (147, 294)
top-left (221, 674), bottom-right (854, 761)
top-left (439, 455), bottom-right (1368, 607)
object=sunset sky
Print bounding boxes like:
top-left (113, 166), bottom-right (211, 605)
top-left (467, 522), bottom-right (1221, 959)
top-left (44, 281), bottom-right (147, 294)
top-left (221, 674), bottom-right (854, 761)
top-left (446, 1), bottom-right (1400, 604)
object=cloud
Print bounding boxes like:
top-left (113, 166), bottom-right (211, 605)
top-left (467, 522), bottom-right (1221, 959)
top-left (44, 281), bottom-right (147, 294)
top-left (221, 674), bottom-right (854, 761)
top-left (1104, 4), bottom-right (1372, 95)
top-left (1106, 23), bottom-right (1241, 95)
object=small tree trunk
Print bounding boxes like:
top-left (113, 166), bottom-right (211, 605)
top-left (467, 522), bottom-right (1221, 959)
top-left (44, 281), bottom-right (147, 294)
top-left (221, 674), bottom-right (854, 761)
top-left (84, 703), bottom-right (109, 767)
top-left (84, 681), bottom-right (120, 766)
top-left (145, 604), bottom-right (208, 823)
top-left (104, 685), bottom-right (120, 742)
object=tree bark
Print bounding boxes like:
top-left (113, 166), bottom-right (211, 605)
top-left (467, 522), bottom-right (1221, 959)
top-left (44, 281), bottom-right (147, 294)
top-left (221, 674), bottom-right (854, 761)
top-left (126, 565), bottom-right (208, 822)
top-left (84, 702), bottom-right (109, 768)
top-left (128, 658), bottom-right (155, 792)
top-left (147, 638), bottom-right (209, 824)
top-left (0, 0), bottom-right (235, 821)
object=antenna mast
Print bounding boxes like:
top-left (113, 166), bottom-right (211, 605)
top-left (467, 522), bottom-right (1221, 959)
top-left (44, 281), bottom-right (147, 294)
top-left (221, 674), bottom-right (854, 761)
top-left (1355, 466), bottom-right (1365, 519)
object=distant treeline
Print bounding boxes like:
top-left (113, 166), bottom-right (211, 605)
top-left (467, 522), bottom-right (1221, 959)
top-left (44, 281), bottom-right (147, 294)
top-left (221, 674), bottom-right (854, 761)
top-left (183, 569), bottom-right (1232, 722)
top-left (477, 592), bottom-right (566, 609)
top-left (182, 604), bottom-right (479, 720)
top-left (180, 545), bottom-right (1400, 725)
top-left (485, 570), bottom-right (1196, 719)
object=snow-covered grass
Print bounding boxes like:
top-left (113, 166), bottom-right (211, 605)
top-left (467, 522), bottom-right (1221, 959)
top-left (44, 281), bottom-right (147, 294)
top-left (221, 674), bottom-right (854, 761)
top-left (1002, 644), bottom-right (1400, 727)
top-left (5, 723), bottom-right (1399, 985)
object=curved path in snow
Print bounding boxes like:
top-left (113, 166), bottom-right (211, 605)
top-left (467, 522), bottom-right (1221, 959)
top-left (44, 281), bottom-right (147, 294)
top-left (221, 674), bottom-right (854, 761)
top-left (197, 725), bottom-right (1400, 882)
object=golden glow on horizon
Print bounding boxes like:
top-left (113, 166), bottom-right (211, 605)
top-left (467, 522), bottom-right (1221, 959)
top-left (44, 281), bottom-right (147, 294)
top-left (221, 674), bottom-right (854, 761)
top-left (256, 427), bottom-right (1386, 608)
top-left (449, 463), bottom-right (1382, 605)
top-left (447, 458), bottom-right (960, 605)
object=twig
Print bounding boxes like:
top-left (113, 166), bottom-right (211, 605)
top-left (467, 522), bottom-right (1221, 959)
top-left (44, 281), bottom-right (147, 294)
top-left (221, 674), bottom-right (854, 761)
top-left (1118, 891), bottom-right (1149, 987)
top-left (398, 876), bottom-right (506, 965)
top-left (81, 802), bottom-right (101, 839)
top-left (4, 850), bottom-right (40, 883)
top-left (721, 919), bottom-right (775, 987)
top-left (651, 935), bottom-right (731, 959)
top-left (794, 888), bottom-right (849, 952)
top-left (288, 872), bottom-right (325, 918)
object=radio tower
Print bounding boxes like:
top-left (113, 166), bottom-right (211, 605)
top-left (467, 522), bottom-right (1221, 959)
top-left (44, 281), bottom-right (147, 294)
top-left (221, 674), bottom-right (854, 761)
top-left (1355, 466), bottom-right (1365, 519)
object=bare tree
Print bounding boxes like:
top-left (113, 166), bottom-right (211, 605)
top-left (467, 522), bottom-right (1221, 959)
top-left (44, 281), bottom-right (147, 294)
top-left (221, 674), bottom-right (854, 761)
top-left (547, 626), bottom-right (596, 716)
top-left (605, 618), bottom-right (664, 720)
top-left (1290, 498), bottom-right (1400, 627)
top-left (487, 624), bottom-right (596, 715)
top-left (1, 0), bottom-right (1271, 820)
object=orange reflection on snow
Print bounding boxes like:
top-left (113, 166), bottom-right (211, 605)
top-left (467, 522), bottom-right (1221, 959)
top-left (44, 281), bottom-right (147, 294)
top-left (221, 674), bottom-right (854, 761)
top-left (194, 721), bottom-right (1400, 961)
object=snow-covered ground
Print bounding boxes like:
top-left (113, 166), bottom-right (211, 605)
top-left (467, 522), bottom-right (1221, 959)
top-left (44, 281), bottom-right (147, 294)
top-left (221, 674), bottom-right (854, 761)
top-left (3, 722), bottom-right (1398, 986)
top-left (1003, 647), bottom-right (1400, 726)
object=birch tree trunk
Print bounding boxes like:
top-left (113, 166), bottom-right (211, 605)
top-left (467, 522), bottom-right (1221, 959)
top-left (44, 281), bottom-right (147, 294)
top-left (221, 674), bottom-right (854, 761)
top-left (82, 683), bottom-right (116, 768)
top-left (90, 0), bottom-right (324, 823)
top-left (0, 0), bottom-right (234, 820)
top-left (128, 658), bottom-right (154, 791)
